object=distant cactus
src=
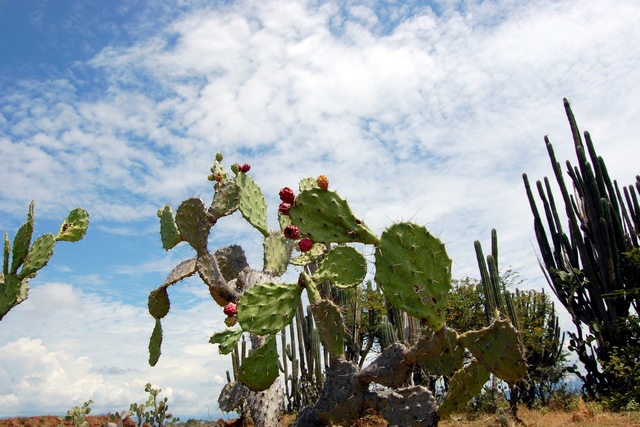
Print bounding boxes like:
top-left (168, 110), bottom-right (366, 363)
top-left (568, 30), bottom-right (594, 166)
top-left (1, 201), bottom-right (89, 321)
top-left (152, 154), bottom-right (527, 426)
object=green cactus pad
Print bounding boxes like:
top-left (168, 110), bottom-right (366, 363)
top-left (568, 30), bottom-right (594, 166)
top-left (238, 335), bottom-right (279, 391)
top-left (56, 208), bottom-right (89, 242)
top-left (157, 205), bottom-right (182, 250)
top-left (18, 233), bottom-right (55, 280)
top-left (263, 231), bottom-right (292, 276)
top-left (237, 282), bottom-right (302, 335)
top-left (148, 287), bottom-right (170, 319)
top-left (298, 177), bottom-right (319, 192)
top-left (210, 328), bottom-right (243, 355)
top-left (437, 358), bottom-right (490, 418)
top-left (235, 173), bottom-right (269, 237)
top-left (10, 202), bottom-right (34, 274)
top-left (312, 245), bottom-right (367, 288)
top-left (208, 180), bottom-right (242, 221)
top-left (148, 318), bottom-right (163, 366)
top-left (407, 327), bottom-right (464, 377)
top-left (0, 273), bottom-right (27, 320)
top-left (290, 242), bottom-right (326, 266)
top-left (3, 234), bottom-right (9, 276)
top-left (459, 318), bottom-right (527, 384)
top-left (311, 299), bottom-right (345, 357)
top-left (374, 222), bottom-right (451, 332)
top-left (288, 188), bottom-right (379, 245)
top-left (175, 198), bottom-right (210, 253)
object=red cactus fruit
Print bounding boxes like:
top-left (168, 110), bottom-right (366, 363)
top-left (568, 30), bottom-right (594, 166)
top-left (240, 163), bottom-right (251, 173)
top-left (279, 202), bottom-right (291, 216)
top-left (284, 225), bottom-right (301, 240)
top-left (317, 175), bottom-right (329, 190)
top-left (279, 187), bottom-right (296, 204)
top-left (223, 302), bottom-right (237, 317)
top-left (299, 238), bottom-right (314, 252)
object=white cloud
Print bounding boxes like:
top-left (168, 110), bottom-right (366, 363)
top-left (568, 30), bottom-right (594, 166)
top-left (0, 282), bottom-right (231, 418)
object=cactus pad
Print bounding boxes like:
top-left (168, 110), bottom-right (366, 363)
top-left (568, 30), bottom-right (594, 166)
top-left (312, 245), bottom-right (367, 288)
top-left (175, 198), bottom-right (210, 253)
top-left (437, 358), bottom-right (490, 418)
top-left (288, 188), bottom-right (379, 245)
top-left (235, 173), bottom-right (269, 237)
top-left (148, 318), bottom-right (163, 366)
top-left (237, 282), bottom-right (302, 335)
top-left (407, 327), bottom-right (464, 377)
top-left (210, 328), bottom-right (243, 355)
top-left (459, 318), bottom-right (527, 384)
top-left (56, 208), bottom-right (89, 242)
top-left (263, 232), bottom-right (292, 276)
top-left (208, 180), bottom-right (242, 221)
top-left (10, 201), bottom-right (34, 274)
top-left (18, 233), bottom-right (55, 280)
top-left (374, 222), bottom-right (451, 331)
top-left (238, 335), bottom-right (279, 391)
top-left (148, 287), bottom-right (170, 319)
top-left (157, 205), bottom-right (182, 250)
top-left (311, 299), bottom-right (345, 356)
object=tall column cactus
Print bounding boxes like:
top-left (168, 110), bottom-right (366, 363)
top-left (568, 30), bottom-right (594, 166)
top-left (523, 98), bottom-right (640, 397)
top-left (1, 201), bottom-right (89, 321)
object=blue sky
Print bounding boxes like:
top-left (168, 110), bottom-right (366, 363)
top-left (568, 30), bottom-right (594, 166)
top-left (1, 0), bottom-right (640, 419)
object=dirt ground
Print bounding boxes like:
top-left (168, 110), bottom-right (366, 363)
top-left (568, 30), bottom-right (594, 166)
top-left (1, 409), bottom-right (640, 427)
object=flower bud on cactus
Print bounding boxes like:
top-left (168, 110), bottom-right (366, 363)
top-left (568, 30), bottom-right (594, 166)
top-left (317, 175), bottom-right (329, 190)
top-left (224, 316), bottom-right (237, 327)
top-left (284, 225), bottom-right (301, 240)
top-left (279, 187), bottom-right (296, 204)
top-left (240, 163), bottom-right (251, 173)
top-left (279, 202), bottom-right (291, 216)
top-left (223, 303), bottom-right (237, 316)
top-left (299, 238), bottom-right (313, 252)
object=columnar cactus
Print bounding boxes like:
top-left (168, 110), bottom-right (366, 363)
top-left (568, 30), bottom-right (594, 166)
top-left (1, 201), bottom-right (89, 321)
top-left (151, 154), bottom-right (527, 426)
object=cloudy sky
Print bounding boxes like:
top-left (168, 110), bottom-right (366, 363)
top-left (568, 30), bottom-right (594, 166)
top-left (1, 0), bottom-right (639, 419)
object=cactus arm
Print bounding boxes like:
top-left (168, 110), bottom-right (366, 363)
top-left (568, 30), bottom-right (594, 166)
top-left (374, 222), bottom-right (451, 332)
top-left (238, 335), bottom-right (279, 392)
top-left (55, 207), bottom-right (89, 242)
top-left (210, 328), bottom-right (244, 355)
top-left (157, 205), bottom-right (181, 250)
top-left (10, 201), bottom-right (34, 274)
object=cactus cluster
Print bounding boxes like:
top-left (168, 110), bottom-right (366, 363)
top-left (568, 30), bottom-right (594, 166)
top-left (1, 201), bottom-right (89, 321)
top-left (150, 154), bottom-right (527, 426)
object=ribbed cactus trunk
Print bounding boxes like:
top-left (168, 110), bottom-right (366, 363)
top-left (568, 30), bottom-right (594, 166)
top-left (523, 98), bottom-right (640, 397)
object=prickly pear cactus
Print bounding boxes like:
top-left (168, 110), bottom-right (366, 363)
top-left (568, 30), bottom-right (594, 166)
top-left (150, 154), bottom-right (527, 427)
top-left (1, 202), bottom-right (89, 321)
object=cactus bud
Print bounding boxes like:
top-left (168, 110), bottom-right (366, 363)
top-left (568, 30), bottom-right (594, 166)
top-left (279, 202), bottom-right (291, 216)
top-left (223, 303), bottom-right (237, 316)
top-left (317, 175), bottom-right (329, 190)
top-left (299, 238), bottom-right (313, 252)
top-left (284, 225), bottom-right (301, 240)
top-left (279, 187), bottom-right (296, 204)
